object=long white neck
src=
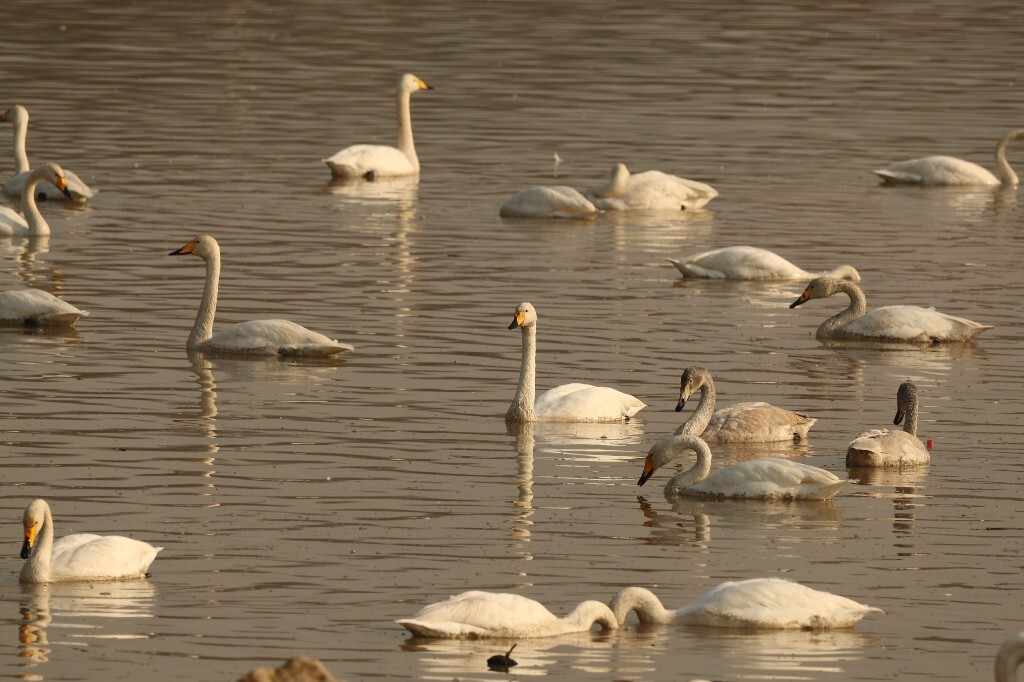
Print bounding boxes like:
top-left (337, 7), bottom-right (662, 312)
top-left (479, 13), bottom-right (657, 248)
top-left (993, 129), bottom-right (1023, 186)
top-left (506, 323), bottom-right (536, 421)
top-left (662, 434), bottom-right (713, 496)
top-left (20, 174), bottom-right (50, 235)
top-left (12, 115), bottom-right (30, 173)
top-left (674, 375), bottom-right (716, 437)
top-left (189, 250), bottom-right (220, 348)
top-left (902, 390), bottom-right (919, 436)
top-left (610, 587), bottom-right (676, 625)
top-left (995, 633), bottom-right (1024, 682)
top-left (590, 164), bottom-right (630, 199)
top-left (817, 280), bottom-right (867, 340)
top-left (21, 506), bottom-right (54, 583)
top-left (560, 601), bottom-right (618, 633)
top-left (396, 86), bottom-right (419, 171)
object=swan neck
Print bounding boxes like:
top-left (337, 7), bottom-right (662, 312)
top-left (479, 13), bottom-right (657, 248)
top-left (396, 86), bottom-right (419, 171)
top-left (817, 281), bottom-right (866, 339)
top-left (590, 166), bottom-right (629, 199)
top-left (902, 390), bottom-right (919, 436)
top-left (566, 601), bottom-right (618, 632)
top-left (20, 175), bottom-right (49, 235)
top-left (611, 589), bottom-right (675, 625)
top-left (507, 323), bottom-right (536, 421)
top-left (994, 130), bottom-right (1021, 186)
top-left (12, 116), bottom-right (30, 174)
top-left (664, 436), bottom-right (713, 496)
top-left (679, 377), bottom-right (715, 436)
top-left (22, 504), bottom-right (54, 583)
top-left (189, 249), bottom-right (220, 348)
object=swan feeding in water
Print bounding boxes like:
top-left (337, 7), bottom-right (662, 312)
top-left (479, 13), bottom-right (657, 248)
top-left (667, 245), bottom-right (860, 281)
top-left (847, 381), bottom-right (930, 467)
top-left (873, 129), bottom-right (1024, 186)
top-left (498, 185), bottom-right (598, 218)
top-left (1, 105), bottom-right (94, 202)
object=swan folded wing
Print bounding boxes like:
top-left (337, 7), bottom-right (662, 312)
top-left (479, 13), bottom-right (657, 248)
top-left (592, 171), bottom-right (717, 211)
top-left (847, 430), bottom-right (929, 467)
top-left (323, 144), bottom-right (416, 179)
top-left (51, 535), bottom-right (162, 581)
top-left (704, 402), bottom-right (816, 443)
top-left (873, 156), bottom-right (998, 186)
top-left (499, 186), bottom-right (597, 218)
top-left (844, 305), bottom-right (992, 342)
top-left (669, 247), bottom-right (804, 280)
top-left (0, 289), bottom-right (86, 325)
top-left (690, 458), bottom-right (845, 500)
top-left (206, 319), bottom-right (350, 355)
top-left (397, 591), bottom-right (558, 639)
top-left (535, 383), bottom-right (646, 422)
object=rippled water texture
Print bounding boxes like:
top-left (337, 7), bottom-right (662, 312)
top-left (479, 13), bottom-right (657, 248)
top-left (1, 1), bottom-right (1022, 680)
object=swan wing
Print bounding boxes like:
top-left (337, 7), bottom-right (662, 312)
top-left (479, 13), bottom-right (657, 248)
top-left (847, 429), bottom-right (930, 467)
top-left (842, 305), bottom-right (992, 342)
top-left (397, 591), bottom-right (557, 638)
top-left (669, 246), bottom-right (807, 280)
top-left (535, 383), bottom-right (646, 422)
top-left (703, 402), bottom-right (817, 443)
top-left (691, 457), bottom-right (847, 500)
top-left (873, 155), bottom-right (999, 186)
top-left (206, 319), bottom-right (353, 356)
top-left (0, 205), bottom-right (28, 235)
top-left (323, 144), bottom-right (416, 179)
top-left (499, 186), bottom-right (597, 218)
top-left (589, 170), bottom-right (718, 210)
top-left (50, 534), bottom-right (162, 581)
top-left (0, 288), bottom-right (87, 326)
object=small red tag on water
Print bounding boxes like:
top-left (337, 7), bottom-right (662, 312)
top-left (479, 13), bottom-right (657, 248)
top-left (926, 439), bottom-right (934, 450)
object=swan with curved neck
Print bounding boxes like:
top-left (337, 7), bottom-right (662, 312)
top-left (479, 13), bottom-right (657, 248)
top-left (1, 105), bottom-right (94, 202)
top-left (499, 185), bottom-right (598, 218)
top-left (323, 74), bottom-right (432, 180)
top-left (586, 162), bottom-right (718, 211)
top-left (505, 301), bottom-right (645, 422)
top-left (674, 366), bottom-right (816, 443)
top-left (638, 433), bottom-right (847, 500)
top-left (610, 582), bottom-right (882, 629)
top-left (19, 499), bottom-right (162, 583)
top-left (397, 590), bottom-right (619, 639)
top-left (168, 235), bottom-right (354, 356)
top-left (789, 276), bottom-right (993, 343)
top-left (847, 381), bottom-right (930, 467)
top-left (668, 245), bottom-right (860, 281)
top-left (873, 129), bottom-right (1024, 186)
top-left (0, 162), bottom-right (72, 236)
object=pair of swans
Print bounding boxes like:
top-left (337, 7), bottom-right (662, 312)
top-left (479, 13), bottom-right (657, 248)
top-left (169, 235), bottom-right (354, 356)
top-left (1, 105), bottom-right (93, 202)
top-left (847, 381), bottom-right (930, 467)
top-left (323, 74), bottom-right (432, 181)
top-left (668, 245), bottom-right (860, 282)
top-left (19, 499), bottom-right (162, 583)
top-left (396, 579), bottom-right (880, 639)
top-left (505, 301), bottom-right (645, 422)
top-left (874, 129), bottom-right (1024, 186)
top-left (0, 162), bottom-right (72, 236)
top-left (790, 277), bottom-right (993, 343)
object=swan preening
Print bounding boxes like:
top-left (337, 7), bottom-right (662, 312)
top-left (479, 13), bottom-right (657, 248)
top-left (1, 105), bottom-right (94, 202)
top-left (323, 74), bottom-right (432, 181)
top-left (610, 581), bottom-right (882, 629)
top-left (505, 301), bottom-right (646, 422)
top-left (789, 277), bottom-right (993, 343)
top-left (847, 381), bottom-right (930, 467)
top-left (396, 590), bottom-right (618, 639)
top-left (0, 162), bottom-right (72, 236)
top-left (168, 235), bottom-right (354, 356)
top-left (499, 185), bottom-right (598, 219)
top-left (0, 288), bottom-right (87, 327)
top-left (668, 246), bottom-right (860, 282)
top-left (639, 433), bottom-right (848, 500)
top-left (19, 499), bottom-right (162, 583)
top-left (585, 163), bottom-right (718, 211)
top-left (873, 129), bottom-right (1024, 186)
top-left (675, 366), bottom-right (816, 444)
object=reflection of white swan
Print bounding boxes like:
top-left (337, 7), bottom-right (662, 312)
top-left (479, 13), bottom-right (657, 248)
top-left (397, 591), bottom-right (618, 639)
top-left (790, 277), bottom-right (993, 343)
top-left (610, 581), bottom-right (881, 629)
top-left (675, 366), bottom-right (816, 443)
top-left (639, 434), bottom-right (847, 500)
top-left (1, 105), bottom-right (94, 202)
top-left (499, 186), bottom-right (597, 218)
top-left (586, 163), bottom-right (718, 211)
top-left (20, 499), bottom-right (162, 583)
top-left (323, 74), bottom-right (432, 180)
top-left (505, 301), bottom-right (645, 422)
top-left (996, 632), bottom-right (1024, 682)
top-left (847, 381), bottom-right (930, 467)
top-left (0, 287), bottom-right (87, 327)
top-left (0, 162), bottom-right (72, 236)
top-left (168, 235), bottom-right (354, 356)
top-left (668, 246), bottom-right (860, 282)
top-left (873, 129), bottom-right (1024, 186)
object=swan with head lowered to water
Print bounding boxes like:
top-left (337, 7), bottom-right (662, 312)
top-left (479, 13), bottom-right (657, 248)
top-left (667, 245), bottom-right (860, 281)
top-left (847, 381), bottom-right (930, 467)
top-left (1, 105), bottom-right (94, 202)
top-left (873, 129), bottom-right (1024, 186)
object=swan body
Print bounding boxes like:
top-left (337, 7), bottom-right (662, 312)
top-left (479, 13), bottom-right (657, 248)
top-left (168, 235), bottom-right (354, 356)
top-left (396, 590), bottom-right (618, 639)
top-left (789, 277), bottom-right (993, 343)
top-left (585, 163), bottom-right (718, 211)
top-left (873, 129), bottom-right (1024, 186)
top-left (1, 105), bottom-right (94, 202)
top-left (499, 186), bottom-right (598, 218)
top-left (19, 499), bottom-right (162, 583)
top-left (668, 246), bottom-right (860, 282)
top-left (0, 162), bottom-right (73, 236)
top-left (610, 581), bottom-right (882, 630)
top-left (674, 366), bottom-right (816, 444)
top-left (0, 288), bottom-right (87, 327)
top-left (996, 632), bottom-right (1024, 682)
top-left (847, 381), bottom-right (930, 467)
top-left (323, 74), bottom-right (432, 180)
top-left (505, 301), bottom-right (645, 423)
top-left (639, 433), bottom-right (847, 500)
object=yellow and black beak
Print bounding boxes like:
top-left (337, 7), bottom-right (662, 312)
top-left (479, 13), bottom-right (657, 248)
top-left (790, 287), bottom-right (812, 309)
top-left (508, 310), bottom-right (525, 331)
top-left (21, 524), bottom-right (38, 560)
top-left (893, 406), bottom-right (906, 426)
top-left (418, 79), bottom-right (433, 91)
top-left (169, 239), bottom-right (198, 256)
top-left (637, 455), bottom-right (656, 486)
top-left (55, 175), bottom-right (72, 199)
top-left (675, 387), bottom-right (692, 413)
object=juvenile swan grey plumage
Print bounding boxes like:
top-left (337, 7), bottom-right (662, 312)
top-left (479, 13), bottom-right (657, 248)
top-left (847, 381), bottom-right (930, 467)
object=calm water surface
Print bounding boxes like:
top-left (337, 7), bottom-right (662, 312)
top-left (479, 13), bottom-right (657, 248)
top-left (1, 1), bottom-right (1022, 680)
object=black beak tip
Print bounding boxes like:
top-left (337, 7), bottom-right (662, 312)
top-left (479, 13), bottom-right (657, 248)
top-left (789, 300), bottom-right (801, 309)
top-left (674, 403), bottom-right (684, 413)
top-left (61, 187), bottom-right (73, 199)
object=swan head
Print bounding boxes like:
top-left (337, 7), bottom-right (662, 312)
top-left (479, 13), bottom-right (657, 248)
top-left (0, 104), bottom-right (29, 126)
top-left (21, 499), bottom-right (49, 560)
top-left (894, 381), bottom-right (918, 426)
top-left (676, 366), bottom-right (710, 412)
top-left (400, 73), bottom-right (433, 94)
top-left (507, 301), bottom-right (537, 331)
top-left (639, 434), bottom-right (698, 486)
top-left (789, 276), bottom-right (843, 309)
top-left (32, 162), bottom-right (72, 199)
top-left (169, 234), bottom-right (220, 260)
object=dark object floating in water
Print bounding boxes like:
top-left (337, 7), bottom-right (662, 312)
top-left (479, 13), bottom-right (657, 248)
top-left (487, 643), bottom-right (518, 671)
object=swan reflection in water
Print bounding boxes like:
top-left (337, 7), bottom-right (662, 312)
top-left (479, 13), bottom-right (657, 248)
top-left (849, 464), bottom-right (930, 540)
top-left (506, 422), bottom-right (535, 562)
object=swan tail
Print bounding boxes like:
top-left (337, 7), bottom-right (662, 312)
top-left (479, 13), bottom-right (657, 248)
top-left (872, 169), bottom-right (922, 184)
top-left (35, 312), bottom-right (83, 327)
top-left (813, 480), bottom-right (850, 500)
top-left (278, 342), bottom-right (355, 357)
top-left (324, 160), bottom-right (360, 179)
top-left (396, 619), bottom-right (490, 639)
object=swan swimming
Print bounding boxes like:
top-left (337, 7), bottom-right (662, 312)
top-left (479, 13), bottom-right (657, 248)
top-left (0, 288), bottom-right (87, 327)
top-left (847, 381), bottom-right (930, 467)
top-left (498, 185), bottom-right (598, 218)
top-left (668, 245), bottom-right (860, 281)
top-left (585, 163), bottom-right (718, 211)
top-left (1, 105), bottom-right (94, 202)
top-left (0, 162), bottom-right (72, 236)
top-left (873, 129), bottom-right (1024, 186)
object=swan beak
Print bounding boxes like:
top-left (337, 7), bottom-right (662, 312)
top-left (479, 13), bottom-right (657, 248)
top-left (507, 310), bottom-right (525, 331)
top-left (54, 175), bottom-right (72, 199)
top-left (893, 407), bottom-right (906, 426)
top-left (675, 387), bottom-right (692, 413)
top-left (20, 524), bottom-right (38, 560)
top-left (0, 109), bottom-right (8, 122)
top-left (169, 240), bottom-right (198, 256)
top-left (789, 288), bottom-right (812, 309)
top-left (417, 79), bottom-right (433, 91)
top-left (637, 455), bottom-right (655, 486)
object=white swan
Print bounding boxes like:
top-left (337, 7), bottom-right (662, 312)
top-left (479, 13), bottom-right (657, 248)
top-left (996, 632), bottom-right (1024, 682)
top-left (168, 235), bottom-right (354, 356)
top-left (674, 366), bottom-right (817, 444)
top-left (668, 246), bottom-right (860, 282)
top-left (638, 433), bottom-right (848, 500)
top-left (0, 288), bottom-right (87, 327)
top-left (0, 162), bottom-right (72, 236)
top-left (323, 74), bottom-right (432, 180)
top-left (847, 381), bottom-right (930, 467)
top-left (789, 276), bottom-right (993, 343)
top-left (396, 590), bottom-right (618, 639)
top-left (19, 499), bottom-right (162, 583)
top-left (1, 105), bottom-right (94, 202)
top-left (585, 163), bottom-right (718, 211)
top-left (873, 129), bottom-right (1024, 186)
top-left (505, 301), bottom-right (646, 422)
top-left (498, 186), bottom-right (598, 218)
top-left (610, 581), bottom-right (882, 629)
